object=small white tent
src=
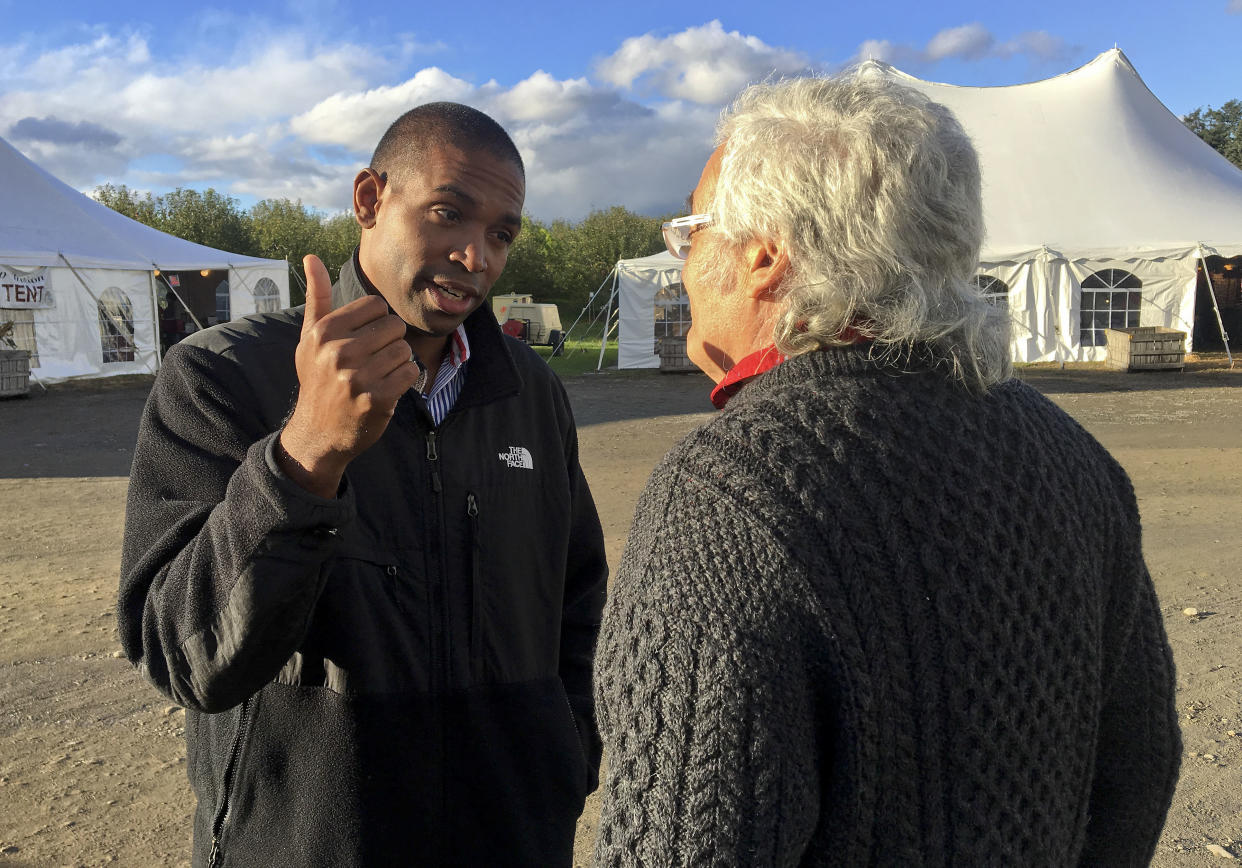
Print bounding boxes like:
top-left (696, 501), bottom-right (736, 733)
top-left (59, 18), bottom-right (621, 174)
top-left (608, 49), bottom-right (1242, 369)
top-left (0, 135), bottom-right (290, 383)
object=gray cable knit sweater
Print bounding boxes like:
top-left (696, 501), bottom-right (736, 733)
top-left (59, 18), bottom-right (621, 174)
top-left (593, 347), bottom-right (1180, 867)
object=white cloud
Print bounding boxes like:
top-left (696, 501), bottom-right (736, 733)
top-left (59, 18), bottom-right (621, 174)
top-left (514, 99), bottom-right (719, 220)
top-left (289, 67), bottom-right (476, 154)
top-left (925, 24), bottom-right (995, 62)
top-left (596, 21), bottom-right (812, 104)
top-left (852, 23), bottom-right (1074, 68)
top-left (1229, 0), bottom-right (1242, 13)
top-left (0, 21), bottom-right (777, 220)
top-left (490, 71), bottom-right (604, 123)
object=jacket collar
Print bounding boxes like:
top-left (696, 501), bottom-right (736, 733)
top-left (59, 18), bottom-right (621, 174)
top-left (333, 249), bottom-right (523, 411)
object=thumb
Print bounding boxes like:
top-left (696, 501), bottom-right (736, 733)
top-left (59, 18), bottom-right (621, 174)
top-left (302, 254), bottom-right (332, 332)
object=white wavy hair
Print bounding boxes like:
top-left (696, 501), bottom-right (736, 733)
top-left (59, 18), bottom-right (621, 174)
top-left (711, 73), bottom-right (1011, 389)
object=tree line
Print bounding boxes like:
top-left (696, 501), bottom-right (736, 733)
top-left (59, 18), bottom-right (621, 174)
top-left (94, 184), bottom-right (669, 314)
top-left (1184, 99), bottom-right (1242, 171)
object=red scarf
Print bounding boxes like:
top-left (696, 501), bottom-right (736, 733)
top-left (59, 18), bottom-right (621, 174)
top-left (709, 345), bottom-right (787, 409)
top-left (709, 326), bottom-right (870, 409)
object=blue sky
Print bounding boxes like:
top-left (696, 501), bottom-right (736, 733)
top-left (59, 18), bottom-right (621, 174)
top-left (2, 0), bottom-right (1240, 221)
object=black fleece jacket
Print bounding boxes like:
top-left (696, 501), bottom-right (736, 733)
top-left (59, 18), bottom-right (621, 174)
top-left (119, 258), bottom-right (607, 867)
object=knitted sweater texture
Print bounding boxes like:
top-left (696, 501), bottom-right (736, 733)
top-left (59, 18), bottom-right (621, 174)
top-left (593, 348), bottom-right (1180, 867)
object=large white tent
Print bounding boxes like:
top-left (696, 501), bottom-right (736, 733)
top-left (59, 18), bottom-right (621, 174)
top-left (607, 49), bottom-right (1242, 369)
top-left (1, 135), bottom-right (290, 384)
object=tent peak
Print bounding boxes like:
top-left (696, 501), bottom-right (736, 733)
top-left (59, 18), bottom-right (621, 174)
top-left (857, 47), bottom-right (1139, 93)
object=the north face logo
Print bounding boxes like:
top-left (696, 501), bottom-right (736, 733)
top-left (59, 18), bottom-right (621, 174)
top-left (498, 446), bottom-right (534, 469)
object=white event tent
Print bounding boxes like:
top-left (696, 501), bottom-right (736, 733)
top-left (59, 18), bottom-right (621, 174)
top-left (1, 135), bottom-right (290, 384)
top-left (605, 49), bottom-right (1242, 369)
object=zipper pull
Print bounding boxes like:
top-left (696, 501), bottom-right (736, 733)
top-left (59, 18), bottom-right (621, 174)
top-left (208, 838), bottom-right (221, 868)
top-left (467, 492), bottom-right (478, 517)
top-left (426, 431), bottom-right (438, 461)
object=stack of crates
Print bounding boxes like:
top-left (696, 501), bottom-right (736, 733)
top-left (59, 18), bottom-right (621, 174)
top-left (0, 349), bottom-right (31, 397)
top-left (657, 336), bottom-right (696, 373)
top-left (1103, 327), bottom-right (1186, 372)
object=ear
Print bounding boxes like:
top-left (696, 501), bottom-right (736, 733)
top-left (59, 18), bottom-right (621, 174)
top-left (353, 168), bottom-right (384, 229)
top-left (742, 237), bottom-right (790, 300)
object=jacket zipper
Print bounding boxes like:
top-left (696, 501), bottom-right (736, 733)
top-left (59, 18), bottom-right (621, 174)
top-left (425, 430), bottom-right (446, 692)
top-left (208, 696), bottom-right (253, 868)
top-left (466, 492), bottom-right (482, 679)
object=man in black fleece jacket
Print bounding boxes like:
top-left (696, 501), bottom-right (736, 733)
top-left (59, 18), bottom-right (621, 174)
top-left (119, 103), bottom-right (606, 867)
top-left (593, 75), bottom-right (1180, 865)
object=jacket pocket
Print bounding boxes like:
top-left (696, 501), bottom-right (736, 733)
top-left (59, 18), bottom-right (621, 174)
top-left (331, 541), bottom-right (404, 613)
top-left (556, 677), bottom-right (590, 796)
top-left (292, 540), bottom-right (432, 695)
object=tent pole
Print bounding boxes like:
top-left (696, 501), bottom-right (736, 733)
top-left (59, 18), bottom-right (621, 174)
top-left (1042, 247), bottom-right (1065, 370)
top-left (149, 270), bottom-right (163, 370)
top-left (558, 271), bottom-right (615, 353)
top-left (57, 253), bottom-right (105, 307)
top-left (1197, 245), bottom-right (1233, 368)
top-left (597, 270), bottom-right (619, 372)
top-left (288, 258), bottom-right (308, 302)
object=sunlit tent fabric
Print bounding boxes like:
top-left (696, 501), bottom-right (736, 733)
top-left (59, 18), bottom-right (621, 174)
top-left (606, 49), bottom-right (1242, 368)
top-left (0, 134), bottom-right (290, 383)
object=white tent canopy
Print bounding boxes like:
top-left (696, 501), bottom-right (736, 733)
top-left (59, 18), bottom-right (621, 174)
top-left (607, 49), bottom-right (1242, 369)
top-left (1, 134), bottom-right (290, 382)
top-left (879, 49), bottom-right (1242, 263)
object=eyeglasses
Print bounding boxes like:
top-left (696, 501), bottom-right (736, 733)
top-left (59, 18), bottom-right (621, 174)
top-left (661, 213), bottom-right (713, 260)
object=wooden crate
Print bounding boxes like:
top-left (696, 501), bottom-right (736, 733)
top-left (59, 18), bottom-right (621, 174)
top-left (1104, 327), bottom-right (1186, 372)
top-left (657, 336), bottom-right (697, 373)
top-left (0, 349), bottom-right (31, 397)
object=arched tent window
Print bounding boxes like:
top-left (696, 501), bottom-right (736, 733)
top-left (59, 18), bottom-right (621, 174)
top-left (973, 274), bottom-right (1011, 311)
top-left (253, 277), bottom-right (280, 313)
top-left (1080, 269), bottom-right (1141, 347)
top-left (98, 287), bottom-right (136, 363)
top-left (215, 279), bottom-right (231, 323)
top-left (653, 281), bottom-right (691, 348)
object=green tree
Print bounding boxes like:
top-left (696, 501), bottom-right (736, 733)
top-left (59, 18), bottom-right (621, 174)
top-left (250, 199), bottom-right (321, 263)
top-left (490, 216), bottom-right (555, 300)
top-left (1184, 99), bottom-right (1242, 170)
top-left (541, 207), bottom-right (667, 313)
top-left (94, 183), bottom-right (159, 226)
top-left (316, 212), bottom-right (362, 282)
top-left (156, 188), bottom-right (256, 255)
top-left (249, 198), bottom-right (324, 301)
top-left (247, 203), bottom-right (361, 305)
top-left (95, 185), bottom-right (255, 254)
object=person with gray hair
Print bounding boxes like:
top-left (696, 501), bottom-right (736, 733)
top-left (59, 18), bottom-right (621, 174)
top-left (592, 74), bottom-right (1180, 865)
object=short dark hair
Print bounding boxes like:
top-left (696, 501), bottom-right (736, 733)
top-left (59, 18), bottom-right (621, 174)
top-left (370, 102), bottom-right (524, 181)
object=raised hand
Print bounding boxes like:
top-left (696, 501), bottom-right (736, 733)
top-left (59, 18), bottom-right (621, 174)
top-left (276, 255), bottom-right (422, 497)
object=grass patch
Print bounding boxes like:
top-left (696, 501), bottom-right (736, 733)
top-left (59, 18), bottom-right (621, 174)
top-left (534, 338), bottom-right (617, 377)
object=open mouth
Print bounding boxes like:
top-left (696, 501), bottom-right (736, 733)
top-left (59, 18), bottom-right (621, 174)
top-left (425, 278), bottom-right (477, 316)
top-left (429, 278), bottom-right (473, 300)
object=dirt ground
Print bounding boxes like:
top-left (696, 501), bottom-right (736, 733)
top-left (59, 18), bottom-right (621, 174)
top-left (1, 358), bottom-right (1240, 867)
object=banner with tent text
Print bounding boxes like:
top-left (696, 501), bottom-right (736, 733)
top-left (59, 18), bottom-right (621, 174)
top-left (0, 265), bottom-right (53, 309)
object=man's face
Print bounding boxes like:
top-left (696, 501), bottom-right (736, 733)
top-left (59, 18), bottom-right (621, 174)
top-left (356, 143), bottom-right (525, 338)
top-left (681, 145), bottom-right (748, 382)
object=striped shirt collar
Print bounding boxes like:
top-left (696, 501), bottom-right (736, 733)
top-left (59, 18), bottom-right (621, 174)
top-left (428, 326), bottom-right (470, 390)
top-left (420, 325), bottom-right (470, 425)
